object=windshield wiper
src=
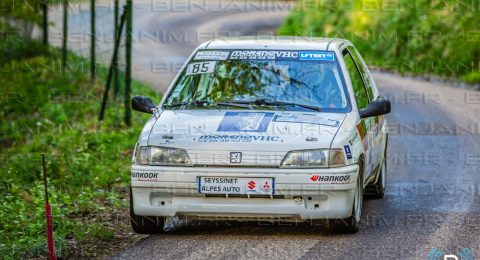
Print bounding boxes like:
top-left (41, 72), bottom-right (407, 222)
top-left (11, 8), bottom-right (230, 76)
top-left (231, 99), bottom-right (322, 112)
top-left (163, 100), bottom-right (208, 108)
top-left (215, 101), bottom-right (253, 109)
top-left (163, 100), bottom-right (252, 109)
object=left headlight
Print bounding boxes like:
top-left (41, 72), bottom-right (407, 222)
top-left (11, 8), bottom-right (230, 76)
top-left (134, 146), bottom-right (192, 166)
top-left (280, 149), bottom-right (346, 168)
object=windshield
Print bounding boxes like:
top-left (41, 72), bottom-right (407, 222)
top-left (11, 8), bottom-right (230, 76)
top-left (164, 50), bottom-right (351, 113)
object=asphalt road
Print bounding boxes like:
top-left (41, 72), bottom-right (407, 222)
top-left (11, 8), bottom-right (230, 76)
top-left (50, 1), bottom-right (480, 259)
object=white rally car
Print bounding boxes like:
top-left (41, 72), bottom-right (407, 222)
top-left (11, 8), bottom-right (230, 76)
top-left (129, 37), bottom-right (390, 234)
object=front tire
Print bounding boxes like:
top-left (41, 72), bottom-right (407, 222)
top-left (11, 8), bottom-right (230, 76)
top-left (365, 147), bottom-right (387, 199)
top-left (332, 162), bottom-right (363, 233)
top-left (130, 187), bottom-right (165, 234)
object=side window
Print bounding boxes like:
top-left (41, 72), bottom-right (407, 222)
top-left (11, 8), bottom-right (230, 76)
top-left (343, 51), bottom-right (369, 110)
top-left (348, 46), bottom-right (376, 100)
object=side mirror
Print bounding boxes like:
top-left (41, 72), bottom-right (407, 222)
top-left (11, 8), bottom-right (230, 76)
top-left (359, 99), bottom-right (391, 118)
top-left (132, 96), bottom-right (156, 114)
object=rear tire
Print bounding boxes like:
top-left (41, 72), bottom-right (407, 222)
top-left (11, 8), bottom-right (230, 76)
top-left (331, 162), bottom-right (363, 234)
top-left (130, 187), bottom-right (165, 234)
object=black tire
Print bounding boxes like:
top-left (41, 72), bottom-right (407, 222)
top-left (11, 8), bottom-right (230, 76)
top-left (331, 161), bottom-right (363, 234)
top-left (130, 187), bottom-right (165, 234)
top-left (365, 142), bottom-right (387, 199)
top-left (366, 159), bottom-right (386, 199)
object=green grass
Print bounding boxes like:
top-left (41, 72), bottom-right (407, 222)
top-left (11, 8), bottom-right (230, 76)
top-left (0, 39), bottom-right (161, 258)
top-left (278, 0), bottom-right (480, 83)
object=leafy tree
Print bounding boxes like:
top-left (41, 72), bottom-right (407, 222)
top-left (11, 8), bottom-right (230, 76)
top-left (279, 0), bottom-right (480, 83)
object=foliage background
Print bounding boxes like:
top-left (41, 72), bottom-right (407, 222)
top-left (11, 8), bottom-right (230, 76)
top-left (0, 35), bottom-right (160, 259)
top-left (278, 0), bottom-right (480, 83)
top-left (0, 0), bottom-right (165, 257)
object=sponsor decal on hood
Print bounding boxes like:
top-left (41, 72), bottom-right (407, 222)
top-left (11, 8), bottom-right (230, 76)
top-left (198, 135), bottom-right (280, 143)
top-left (273, 113), bottom-right (339, 127)
top-left (217, 112), bottom-right (274, 132)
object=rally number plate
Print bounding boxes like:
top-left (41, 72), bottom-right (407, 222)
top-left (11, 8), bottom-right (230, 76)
top-left (198, 177), bottom-right (274, 195)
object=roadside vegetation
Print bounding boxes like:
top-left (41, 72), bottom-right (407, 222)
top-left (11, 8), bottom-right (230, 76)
top-left (0, 1), bottom-right (162, 258)
top-left (278, 0), bottom-right (480, 84)
top-left (0, 35), bottom-right (160, 258)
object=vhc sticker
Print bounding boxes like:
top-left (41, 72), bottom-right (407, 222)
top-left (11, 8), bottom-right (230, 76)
top-left (299, 51), bottom-right (335, 61)
top-left (344, 145), bottom-right (353, 159)
top-left (229, 50), bottom-right (299, 60)
top-left (217, 112), bottom-right (274, 132)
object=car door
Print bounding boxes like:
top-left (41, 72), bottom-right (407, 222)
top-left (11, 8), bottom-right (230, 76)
top-left (348, 46), bottom-right (386, 175)
top-left (342, 48), bottom-right (376, 180)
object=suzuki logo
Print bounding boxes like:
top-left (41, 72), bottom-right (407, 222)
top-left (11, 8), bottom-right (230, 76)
top-left (310, 175), bottom-right (320, 182)
top-left (248, 181), bottom-right (256, 190)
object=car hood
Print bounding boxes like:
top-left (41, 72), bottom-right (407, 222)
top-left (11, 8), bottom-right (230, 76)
top-left (146, 110), bottom-right (346, 166)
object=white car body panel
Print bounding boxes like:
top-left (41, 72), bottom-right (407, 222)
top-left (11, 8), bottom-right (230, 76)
top-left (147, 110), bottom-right (346, 166)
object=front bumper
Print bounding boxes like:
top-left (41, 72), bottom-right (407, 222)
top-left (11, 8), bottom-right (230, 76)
top-left (131, 164), bottom-right (359, 221)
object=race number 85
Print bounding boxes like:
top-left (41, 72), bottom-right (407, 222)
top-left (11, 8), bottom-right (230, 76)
top-left (187, 61), bottom-right (217, 75)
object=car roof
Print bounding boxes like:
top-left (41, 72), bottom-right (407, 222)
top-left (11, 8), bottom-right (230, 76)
top-left (200, 36), bottom-right (352, 52)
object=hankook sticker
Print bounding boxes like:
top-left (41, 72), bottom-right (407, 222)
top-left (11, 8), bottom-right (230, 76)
top-left (132, 171), bottom-right (159, 180)
top-left (310, 174), bottom-right (351, 183)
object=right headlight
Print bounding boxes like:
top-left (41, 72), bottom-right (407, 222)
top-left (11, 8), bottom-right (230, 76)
top-left (280, 148), bottom-right (346, 168)
top-left (134, 146), bottom-right (192, 166)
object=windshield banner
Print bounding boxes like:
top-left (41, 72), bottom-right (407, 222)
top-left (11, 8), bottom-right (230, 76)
top-left (194, 50), bottom-right (335, 62)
